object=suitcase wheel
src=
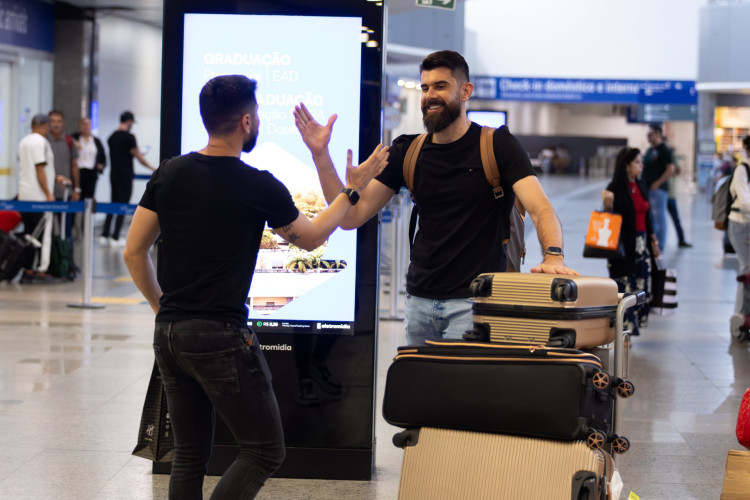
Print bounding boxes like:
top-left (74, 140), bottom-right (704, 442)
top-left (611, 435), bottom-right (631, 454)
top-left (586, 430), bottom-right (606, 450)
top-left (392, 428), bottom-right (420, 448)
top-left (615, 379), bottom-right (635, 399)
top-left (592, 371), bottom-right (611, 390)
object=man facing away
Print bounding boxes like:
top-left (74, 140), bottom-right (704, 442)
top-left (294, 50), bottom-right (577, 345)
top-left (101, 111), bottom-right (156, 246)
top-left (641, 123), bottom-right (675, 251)
top-left (124, 75), bottom-right (388, 499)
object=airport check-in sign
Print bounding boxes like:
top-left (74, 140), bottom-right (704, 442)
top-left (416, 0), bottom-right (456, 10)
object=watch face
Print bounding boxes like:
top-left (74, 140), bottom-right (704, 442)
top-left (349, 190), bottom-right (360, 205)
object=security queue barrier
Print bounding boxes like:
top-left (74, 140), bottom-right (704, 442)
top-left (0, 198), bottom-right (137, 309)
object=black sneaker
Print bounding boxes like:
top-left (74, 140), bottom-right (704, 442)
top-left (678, 241), bottom-right (692, 248)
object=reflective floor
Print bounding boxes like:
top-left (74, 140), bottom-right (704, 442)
top-left (0, 174), bottom-right (748, 499)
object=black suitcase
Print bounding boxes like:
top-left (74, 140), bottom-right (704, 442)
top-left (0, 230), bottom-right (35, 281)
top-left (383, 340), bottom-right (633, 452)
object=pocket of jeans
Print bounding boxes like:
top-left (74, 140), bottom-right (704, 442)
top-left (182, 348), bottom-right (241, 399)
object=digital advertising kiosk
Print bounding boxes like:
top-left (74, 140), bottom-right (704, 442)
top-left (158, 0), bottom-right (385, 480)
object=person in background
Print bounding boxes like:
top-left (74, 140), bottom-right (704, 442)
top-left (602, 147), bottom-right (660, 336)
top-left (17, 114), bottom-right (69, 282)
top-left (666, 164), bottom-right (692, 248)
top-left (47, 110), bottom-right (79, 201)
top-left (72, 117), bottom-right (106, 200)
top-left (100, 111), bottom-right (155, 247)
top-left (641, 124), bottom-right (674, 251)
top-left (124, 74), bottom-right (388, 499)
top-left (728, 136), bottom-right (750, 335)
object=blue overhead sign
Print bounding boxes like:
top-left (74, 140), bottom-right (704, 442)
top-left (473, 76), bottom-right (697, 105)
top-left (0, 0), bottom-right (55, 53)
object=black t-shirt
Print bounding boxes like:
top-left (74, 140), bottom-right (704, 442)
top-left (376, 123), bottom-right (535, 298)
top-left (642, 142), bottom-right (674, 193)
top-left (108, 130), bottom-right (137, 183)
top-left (139, 152), bottom-right (299, 325)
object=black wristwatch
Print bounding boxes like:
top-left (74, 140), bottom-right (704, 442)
top-left (341, 187), bottom-right (359, 206)
top-left (544, 246), bottom-right (564, 257)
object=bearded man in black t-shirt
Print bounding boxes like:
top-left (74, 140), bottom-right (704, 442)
top-left (294, 50), bottom-right (577, 345)
top-left (123, 75), bottom-right (387, 499)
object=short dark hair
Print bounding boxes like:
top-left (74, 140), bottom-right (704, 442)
top-left (648, 123), bottom-right (663, 136)
top-left (199, 75), bottom-right (257, 136)
top-left (120, 111), bottom-right (135, 123)
top-left (743, 136), bottom-right (750, 151)
top-left (48, 109), bottom-right (64, 119)
top-left (419, 50), bottom-right (470, 84)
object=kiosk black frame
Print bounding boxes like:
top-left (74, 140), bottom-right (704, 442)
top-left (158, 0), bottom-right (384, 480)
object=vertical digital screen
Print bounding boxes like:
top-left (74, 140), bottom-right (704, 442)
top-left (468, 110), bottom-right (508, 128)
top-left (181, 14), bottom-right (363, 334)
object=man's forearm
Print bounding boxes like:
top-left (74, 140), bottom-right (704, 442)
top-left (532, 205), bottom-right (564, 255)
top-left (71, 162), bottom-right (80, 190)
top-left (124, 253), bottom-right (162, 314)
top-left (307, 193), bottom-right (351, 247)
top-left (36, 169), bottom-right (52, 199)
top-left (312, 150), bottom-right (345, 204)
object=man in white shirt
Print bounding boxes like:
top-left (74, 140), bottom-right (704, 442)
top-left (17, 114), bottom-right (69, 280)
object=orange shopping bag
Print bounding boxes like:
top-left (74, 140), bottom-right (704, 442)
top-left (585, 211), bottom-right (622, 250)
top-left (583, 211), bottom-right (623, 259)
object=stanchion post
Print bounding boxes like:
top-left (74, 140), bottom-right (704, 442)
top-left (68, 198), bottom-right (105, 309)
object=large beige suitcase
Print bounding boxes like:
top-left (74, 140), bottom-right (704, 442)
top-left (467, 273), bottom-right (619, 348)
top-left (396, 427), bottom-right (616, 500)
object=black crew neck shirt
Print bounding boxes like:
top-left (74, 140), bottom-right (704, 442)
top-left (139, 152), bottom-right (299, 325)
top-left (642, 142), bottom-right (674, 192)
top-left (108, 130), bottom-right (137, 183)
top-left (376, 123), bottom-right (535, 298)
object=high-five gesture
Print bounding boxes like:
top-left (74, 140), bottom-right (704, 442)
top-left (294, 103), bottom-right (336, 155)
top-left (344, 145), bottom-right (389, 192)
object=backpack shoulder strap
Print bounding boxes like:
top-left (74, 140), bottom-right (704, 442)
top-left (403, 133), bottom-right (428, 192)
top-left (479, 126), bottom-right (526, 218)
top-left (65, 134), bottom-right (73, 151)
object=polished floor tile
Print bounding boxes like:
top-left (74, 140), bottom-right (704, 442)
top-left (1, 176), bottom-right (748, 499)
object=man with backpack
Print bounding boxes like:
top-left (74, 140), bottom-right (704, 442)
top-left (294, 50), bottom-right (577, 344)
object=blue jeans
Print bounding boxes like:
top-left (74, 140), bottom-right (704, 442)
top-left (153, 320), bottom-right (285, 500)
top-left (667, 197), bottom-right (686, 244)
top-left (649, 189), bottom-right (668, 251)
top-left (729, 220), bottom-right (750, 315)
top-left (404, 295), bottom-right (473, 344)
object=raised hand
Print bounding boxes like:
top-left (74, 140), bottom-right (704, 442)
top-left (345, 144), bottom-right (389, 192)
top-left (294, 103), bottom-right (336, 155)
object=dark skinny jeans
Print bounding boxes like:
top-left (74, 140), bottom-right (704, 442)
top-left (153, 319), bottom-right (285, 499)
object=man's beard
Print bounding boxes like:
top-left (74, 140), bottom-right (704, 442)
top-left (242, 129), bottom-right (258, 153)
top-left (422, 96), bottom-right (461, 134)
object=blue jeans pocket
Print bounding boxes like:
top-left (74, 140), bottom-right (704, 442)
top-left (182, 348), bottom-right (241, 399)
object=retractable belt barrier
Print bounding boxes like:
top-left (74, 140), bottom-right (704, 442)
top-left (1, 199), bottom-right (139, 309)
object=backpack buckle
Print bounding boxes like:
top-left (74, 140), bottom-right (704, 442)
top-left (492, 186), bottom-right (504, 199)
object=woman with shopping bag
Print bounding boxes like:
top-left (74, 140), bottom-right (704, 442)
top-left (601, 147), bottom-right (660, 335)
